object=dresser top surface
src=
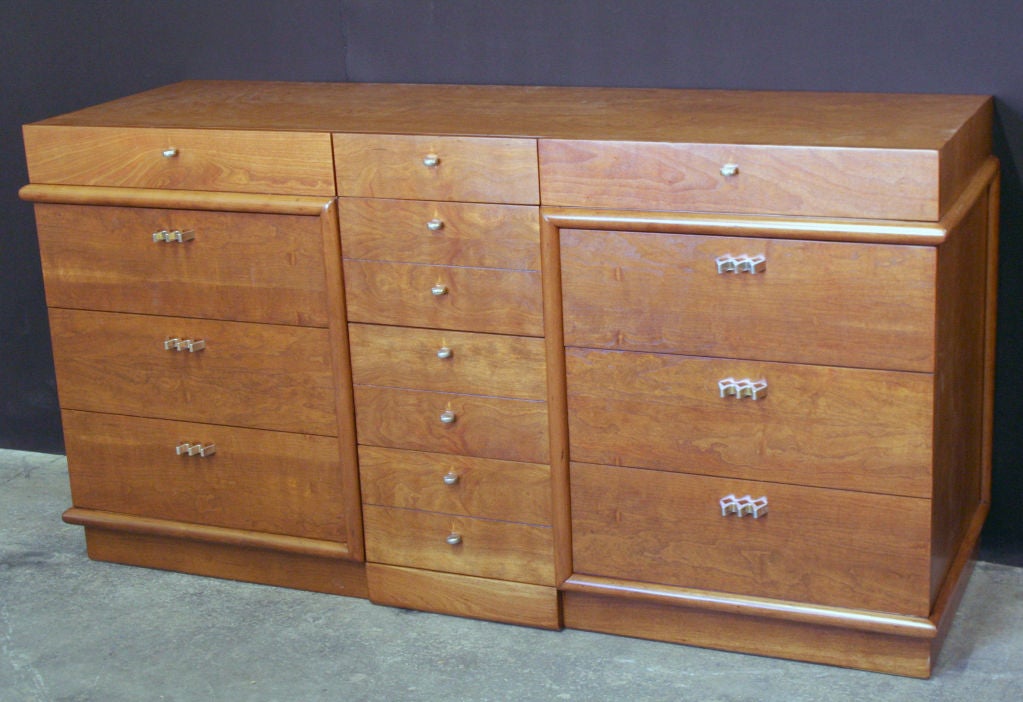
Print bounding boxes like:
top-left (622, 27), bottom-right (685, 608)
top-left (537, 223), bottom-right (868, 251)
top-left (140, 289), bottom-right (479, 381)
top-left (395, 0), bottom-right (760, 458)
top-left (29, 80), bottom-right (990, 150)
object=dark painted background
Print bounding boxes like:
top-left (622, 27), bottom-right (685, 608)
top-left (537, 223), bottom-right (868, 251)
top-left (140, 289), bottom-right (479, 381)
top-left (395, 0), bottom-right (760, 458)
top-left (2, 1), bottom-right (1020, 560)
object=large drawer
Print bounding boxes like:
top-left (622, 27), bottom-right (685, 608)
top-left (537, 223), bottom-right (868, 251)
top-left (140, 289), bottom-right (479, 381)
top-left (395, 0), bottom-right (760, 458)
top-left (62, 410), bottom-right (345, 542)
top-left (560, 229), bottom-right (936, 372)
top-left (566, 348), bottom-right (933, 497)
top-left (353, 386), bottom-right (549, 464)
top-left (570, 462), bottom-right (932, 615)
top-left (23, 125), bottom-right (335, 195)
top-left (35, 204), bottom-right (329, 326)
top-left (349, 324), bottom-right (546, 400)
top-left (49, 309), bottom-right (337, 436)
top-left (343, 260), bottom-right (544, 336)
top-left (540, 139), bottom-right (944, 221)
top-left (363, 505), bottom-right (555, 586)
top-left (359, 446), bottom-right (551, 525)
top-left (339, 198), bottom-right (540, 269)
top-left (334, 134), bottom-right (539, 204)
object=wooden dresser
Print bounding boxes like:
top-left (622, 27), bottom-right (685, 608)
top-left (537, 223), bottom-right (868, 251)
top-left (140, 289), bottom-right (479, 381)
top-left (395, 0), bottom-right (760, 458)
top-left (21, 81), bottom-right (998, 677)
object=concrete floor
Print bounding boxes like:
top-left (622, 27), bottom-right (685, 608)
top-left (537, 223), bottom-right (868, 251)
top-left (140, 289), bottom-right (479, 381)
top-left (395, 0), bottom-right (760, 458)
top-left (2, 449), bottom-right (1021, 702)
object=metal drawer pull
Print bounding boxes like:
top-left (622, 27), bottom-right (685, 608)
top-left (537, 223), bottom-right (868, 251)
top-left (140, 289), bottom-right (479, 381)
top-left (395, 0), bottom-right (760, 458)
top-left (446, 533), bottom-right (462, 546)
top-left (427, 218), bottom-right (445, 231)
top-left (718, 377), bottom-right (768, 400)
top-left (423, 154), bottom-right (440, 168)
top-left (719, 494), bottom-right (768, 518)
top-left (436, 346), bottom-right (453, 359)
top-left (431, 283), bottom-right (449, 296)
top-left (720, 163), bottom-right (739, 177)
top-left (175, 442), bottom-right (216, 457)
top-left (442, 472), bottom-right (459, 486)
top-left (715, 254), bottom-right (766, 274)
top-left (164, 337), bottom-right (206, 352)
top-left (152, 229), bottom-right (195, 243)
top-left (440, 409), bottom-right (457, 424)
top-left (162, 148), bottom-right (178, 158)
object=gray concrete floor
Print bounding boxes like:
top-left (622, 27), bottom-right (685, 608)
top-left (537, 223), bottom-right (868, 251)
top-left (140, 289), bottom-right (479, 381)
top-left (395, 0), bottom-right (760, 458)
top-left (2, 448), bottom-right (1021, 702)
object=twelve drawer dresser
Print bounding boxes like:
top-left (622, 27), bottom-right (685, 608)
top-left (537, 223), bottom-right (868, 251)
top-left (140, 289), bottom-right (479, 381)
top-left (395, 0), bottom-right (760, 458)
top-left (21, 81), bottom-right (998, 677)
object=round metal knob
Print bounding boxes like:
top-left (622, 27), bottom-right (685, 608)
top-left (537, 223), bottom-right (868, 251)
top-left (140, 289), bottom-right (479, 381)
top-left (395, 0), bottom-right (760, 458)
top-left (440, 410), bottom-right (457, 424)
top-left (442, 472), bottom-right (459, 486)
top-left (431, 283), bottom-right (449, 296)
top-left (436, 346), bottom-right (453, 359)
top-left (427, 218), bottom-right (444, 231)
top-left (720, 163), bottom-right (739, 177)
top-left (162, 148), bottom-right (178, 158)
top-left (445, 533), bottom-right (462, 546)
top-left (423, 154), bottom-right (440, 168)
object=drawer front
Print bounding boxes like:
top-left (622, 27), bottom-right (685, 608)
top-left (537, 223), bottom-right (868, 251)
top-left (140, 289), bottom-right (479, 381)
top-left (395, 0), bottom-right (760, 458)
top-left (353, 386), bottom-right (549, 464)
top-left (359, 446), bottom-right (552, 525)
top-left (363, 505), bottom-right (555, 585)
top-left (344, 260), bottom-right (544, 336)
top-left (566, 348), bottom-right (933, 497)
top-left (349, 324), bottom-right (547, 400)
top-left (340, 198), bottom-right (540, 269)
top-left (49, 309), bottom-right (337, 436)
top-left (560, 229), bottom-right (936, 372)
top-left (334, 134), bottom-right (539, 204)
top-left (539, 140), bottom-right (940, 221)
top-left (570, 462), bottom-right (932, 615)
top-left (24, 125), bottom-right (335, 195)
top-left (35, 204), bottom-right (328, 326)
top-left (62, 410), bottom-right (345, 542)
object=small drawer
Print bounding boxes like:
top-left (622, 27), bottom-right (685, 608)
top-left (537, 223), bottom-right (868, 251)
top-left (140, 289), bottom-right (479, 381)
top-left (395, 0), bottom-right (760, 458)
top-left (561, 229), bottom-right (936, 372)
top-left (344, 260), bottom-right (544, 337)
top-left (334, 134), bottom-right (539, 204)
top-left (49, 309), bottom-right (337, 436)
top-left (339, 198), bottom-right (540, 269)
top-left (566, 348), bottom-right (933, 497)
top-left (353, 386), bottom-right (549, 464)
top-left (359, 446), bottom-right (552, 525)
top-left (349, 324), bottom-right (547, 400)
top-left (35, 204), bottom-right (329, 326)
top-left (363, 505), bottom-right (555, 585)
top-left (570, 462), bottom-right (932, 615)
top-left (540, 140), bottom-right (942, 221)
top-left (23, 125), bottom-right (335, 195)
top-left (62, 409), bottom-right (346, 542)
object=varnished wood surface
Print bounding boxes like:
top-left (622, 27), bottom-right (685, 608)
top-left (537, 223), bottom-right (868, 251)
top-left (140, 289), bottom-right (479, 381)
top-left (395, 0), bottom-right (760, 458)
top-left (359, 446), bottom-right (551, 525)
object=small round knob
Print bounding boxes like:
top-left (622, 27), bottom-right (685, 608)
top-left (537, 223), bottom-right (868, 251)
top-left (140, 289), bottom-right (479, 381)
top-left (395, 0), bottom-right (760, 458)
top-left (440, 410), bottom-right (457, 424)
top-left (445, 533), bottom-right (462, 546)
top-left (431, 283), bottom-right (449, 296)
top-left (423, 154), bottom-right (440, 168)
top-left (436, 346), bottom-right (453, 359)
top-left (427, 219), bottom-right (444, 231)
top-left (442, 472), bottom-right (459, 486)
top-left (720, 163), bottom-right (739, 177)
top-left (162, 148), bottom-right (179, 158)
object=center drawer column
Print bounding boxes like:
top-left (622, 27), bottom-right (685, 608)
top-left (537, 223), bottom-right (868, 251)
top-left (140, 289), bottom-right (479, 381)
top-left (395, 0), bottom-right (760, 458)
top-left (334, 134), bottom-right (559, 628)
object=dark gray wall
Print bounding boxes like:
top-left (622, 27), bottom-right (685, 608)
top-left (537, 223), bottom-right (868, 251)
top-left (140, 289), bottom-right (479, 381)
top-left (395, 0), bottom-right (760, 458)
top-left (2, 1), bottom-right (1020, 557)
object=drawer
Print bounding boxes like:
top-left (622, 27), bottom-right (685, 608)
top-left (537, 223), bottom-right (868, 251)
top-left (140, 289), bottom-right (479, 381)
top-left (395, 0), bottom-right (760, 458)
top-left (570, 462), bottom-right (932, 615)
top-left (344, 260), bottom-right (544, 336)
top-left (34, 204), bottom-right (329, 326)
top-left (62, 410), bottom-right (345, 541)
top-left (359, 446), bottom-right (551, 525)
top-left (49, 309), bottom-right (337, 436)
top-left (363, 505), bottom-right (555, 585)
top-left (23, 125), bottom-right (335, 195)
top-left (334, 134), bottom-right (539, 204)
top-left (566, 348), bottom-right (933, 497)
top-left (353, 386), bottom-right (549, 464)
top-left (339, 198), bottom-right (540, 269)
top-left (349, 324), bottom-right (546, 400)
top-left (560, 229), bottom-right (936, 372)
top-left (539, 140), bottom-right (942, 221)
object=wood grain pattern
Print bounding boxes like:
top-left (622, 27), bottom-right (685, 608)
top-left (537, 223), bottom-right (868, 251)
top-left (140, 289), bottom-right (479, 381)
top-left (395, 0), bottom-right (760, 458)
top-left (339, 197), bottom-right (540, 269)
top-left (566, 348), bottom-right (933, 497)
top-left (23, 125), bottom-right (335, 195)
top-left (49, 309), bottom-right (337, 436)
top-left (560, 228), bottom-right (936, 372)
top-left (358, 446), bottom-right (551, 525)
top-left (349, 324), bottom-right (547, 400)
top-left (334, 133), bottom-right (539, 204)
top-left (363, 505), bottom-right (555, 585)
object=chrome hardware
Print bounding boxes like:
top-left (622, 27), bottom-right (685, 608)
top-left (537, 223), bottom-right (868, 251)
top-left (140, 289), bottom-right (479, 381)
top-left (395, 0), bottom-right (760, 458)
top-left (152, 229), bottom-right (195, 243)
top-left (445, 533), bottom-right (462, 546)
top-left (423, 154), bottom-right (440, 168)
top-left (718, 377), bottom-right (768, 400)
top-left (175, 442), bottom-right (216, 457)
top-left (427, 218), bottom-right (445, 231)
top-left (720, 163), bottom-right (739, 177)
top-left (720, 494), bottom-right (768, 518)
top-left (440, 410), bottom-right (457, 424)
top-left (431, 283), bottom-right (449, 296)
top-left (164, 338), bottom-right (206, 353)
top-left (164, 337), bottom-right (181, 351)
top-left (436, 346), bottom-right (453, 359)
top-left (162, 148), bottom-right (178, 158)
top-left (715, 254), bottom-right (766, 274)
top-left (442, 472), bottom-right (459, 486)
